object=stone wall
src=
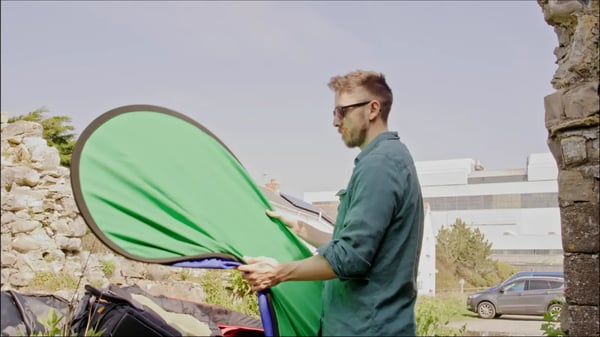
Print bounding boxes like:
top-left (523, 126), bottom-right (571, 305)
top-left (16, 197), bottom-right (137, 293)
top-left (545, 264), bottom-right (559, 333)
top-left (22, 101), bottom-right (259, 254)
top-left (537, 1), bottom-right (599, 336)
top-left (0, 113), bottom-right (209, 303)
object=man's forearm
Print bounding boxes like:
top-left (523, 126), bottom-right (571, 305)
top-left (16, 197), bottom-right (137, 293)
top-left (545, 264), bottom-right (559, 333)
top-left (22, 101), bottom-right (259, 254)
top-left (277, 254), bottom-right (336, 282)
top-left (297, 220), bottom-right (332, 248)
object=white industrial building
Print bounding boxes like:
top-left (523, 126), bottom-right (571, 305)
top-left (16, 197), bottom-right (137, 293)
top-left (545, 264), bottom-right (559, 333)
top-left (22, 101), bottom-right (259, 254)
top-left (414, 153), bottom-right (561, 254)
top-left (302, 152), bottom-right (563, 290)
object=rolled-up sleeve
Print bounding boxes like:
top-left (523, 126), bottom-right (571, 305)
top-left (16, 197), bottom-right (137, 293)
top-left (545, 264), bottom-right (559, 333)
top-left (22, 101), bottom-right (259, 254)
top-left (317, 154), bottom-right (403, 280)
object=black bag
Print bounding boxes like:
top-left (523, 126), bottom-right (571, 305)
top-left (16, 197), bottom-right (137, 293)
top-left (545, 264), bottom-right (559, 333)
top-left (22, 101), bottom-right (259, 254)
top-left (70, 284), bottom-right (182, 337)
top-left (1, 290), bottom-right (70, 336)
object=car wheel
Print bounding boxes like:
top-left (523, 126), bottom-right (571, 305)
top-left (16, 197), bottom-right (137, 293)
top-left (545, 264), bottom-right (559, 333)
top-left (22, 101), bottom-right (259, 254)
top-left (477, 301), bottom-right (496, 319)
top-left (548, 303), bottom-right (562, 317)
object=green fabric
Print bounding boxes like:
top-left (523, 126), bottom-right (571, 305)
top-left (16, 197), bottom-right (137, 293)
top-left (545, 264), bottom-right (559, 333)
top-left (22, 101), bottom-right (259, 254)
top-left (74, 108), bottom-right (322, 336)
top-left (316, 132), bottom-right (424, 336)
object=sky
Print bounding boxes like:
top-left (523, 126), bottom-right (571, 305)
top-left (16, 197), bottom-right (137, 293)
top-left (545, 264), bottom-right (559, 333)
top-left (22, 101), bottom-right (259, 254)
top-left (1, 1), bottom-right (559, 197)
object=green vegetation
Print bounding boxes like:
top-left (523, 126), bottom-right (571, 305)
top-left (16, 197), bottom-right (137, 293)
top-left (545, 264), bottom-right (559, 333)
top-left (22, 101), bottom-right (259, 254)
top-left (416, 293), bottom-right (468, 336)
top-left (33, 309), bottom-right (63, 336)
top-left (541, 305), bottom-right (564, 336)
top-left (30, 271), bottom-right (78, 291)
top-left (8, 107), bottom-right (77, 166)
top-left (31, 309), bottom-right (104, 337)
top-left (99, 259), bottom-right (116, 277)
top-left (227, 268), bottom-right (254, 299)
top-left (436, 218), bottom-right (517, 292)
top-left (199, 269), bottom-right (259, 318)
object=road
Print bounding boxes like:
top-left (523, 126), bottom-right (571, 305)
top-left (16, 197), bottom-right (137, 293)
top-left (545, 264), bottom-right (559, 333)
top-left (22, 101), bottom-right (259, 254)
top-left (448, 314), bottom-right (546, 336)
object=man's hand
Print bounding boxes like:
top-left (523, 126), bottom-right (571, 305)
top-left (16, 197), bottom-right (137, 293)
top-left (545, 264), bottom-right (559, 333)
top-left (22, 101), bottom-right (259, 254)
top-left (266, 209), bottom-right (332, 248)
top-left (266, 209), bottom-right (304, 236)
top-left (238, 256), bottom-right (281, 292)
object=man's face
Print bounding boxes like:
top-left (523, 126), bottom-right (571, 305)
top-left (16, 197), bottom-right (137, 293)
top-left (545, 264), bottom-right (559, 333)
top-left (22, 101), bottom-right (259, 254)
top-left (333, 88), bottom-right (371, 149)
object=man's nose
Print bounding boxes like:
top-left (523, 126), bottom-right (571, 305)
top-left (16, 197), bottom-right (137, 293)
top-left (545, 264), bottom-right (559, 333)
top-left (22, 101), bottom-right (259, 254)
top-left (333, 116), bottom-right (341, 127)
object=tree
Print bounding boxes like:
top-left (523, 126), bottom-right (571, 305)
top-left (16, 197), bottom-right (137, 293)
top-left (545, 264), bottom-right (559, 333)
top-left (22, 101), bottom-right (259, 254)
top-left (436, 218), bottom-right (505, 288)
top-left (8, 107), bottom-right (77, 166)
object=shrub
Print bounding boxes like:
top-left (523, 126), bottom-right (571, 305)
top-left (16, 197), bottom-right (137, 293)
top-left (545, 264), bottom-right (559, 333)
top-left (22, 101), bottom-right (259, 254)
top-left (416, 294), bottom-right (467, 336)
top-left (99, 259), bottom-right (116, 277)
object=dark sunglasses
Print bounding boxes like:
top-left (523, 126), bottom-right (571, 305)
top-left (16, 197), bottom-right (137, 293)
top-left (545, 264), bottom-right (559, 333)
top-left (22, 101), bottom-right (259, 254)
top-left (333, 100), bottom-right (372, 119)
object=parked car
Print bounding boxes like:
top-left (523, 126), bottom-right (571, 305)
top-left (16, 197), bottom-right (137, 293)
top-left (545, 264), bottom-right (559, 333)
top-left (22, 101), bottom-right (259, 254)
top-left (483, 271), bottom-right (564, 292)
top-left (466, 276), bottom-right (564, 319)
top-left (499, 271), bottom-right (564, 287)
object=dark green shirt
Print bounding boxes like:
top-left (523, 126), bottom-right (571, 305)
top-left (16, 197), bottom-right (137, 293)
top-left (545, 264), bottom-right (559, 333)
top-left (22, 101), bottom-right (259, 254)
top-left (316, 131), bottom-right (424, 336)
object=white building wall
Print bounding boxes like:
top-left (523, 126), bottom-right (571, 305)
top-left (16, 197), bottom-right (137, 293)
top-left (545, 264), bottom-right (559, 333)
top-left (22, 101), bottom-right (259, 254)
top-left (430, 208), bottom-right (562, 250)
top-left (415, 158), bottom-right (475, 186)
top-left (527, 153), bottom-right (559, 181)
top-left (417, 153), bottom-right (561, 252)
top-left (418, 204), bottom-right (436, 296)
top-left (421, 180), bottom-right (557, 197)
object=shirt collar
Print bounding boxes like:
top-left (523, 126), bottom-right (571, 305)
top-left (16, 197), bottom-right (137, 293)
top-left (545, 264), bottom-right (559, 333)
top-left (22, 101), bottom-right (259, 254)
top-left (355, 131), bottom-right (399, 164)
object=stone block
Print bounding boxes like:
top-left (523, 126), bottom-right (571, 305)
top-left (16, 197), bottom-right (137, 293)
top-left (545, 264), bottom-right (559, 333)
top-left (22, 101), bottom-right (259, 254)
top-left (1, 121), bottom-right (43, 138)
top-left (10, 220), bottom-right (41, 234)
top-left (588, 135), bottom-right (599, 162)
top-left (561, 203), bottom-right (600, 253)
top-left (1, 251), bottom-right (17, 267)
top-left (564, 254), bottom-right (599, 306)
top-left (146, 264), bottom-right (171, 282)
top-left (544, 90), bottom-right (565, 129)
top-left (558, 170), bottom-right (596, 202)
top-left (565, 305), bottom-right (599, 337)
top-left (1, 234), bottom-right (11, 251)
top-left (542, 0), bottom-right (583, 24)
top-left (578, 164), bottom-right (600, 180)
top-left (564, 82), bottom-right (600, 119)
top-left (561, 136), bottom-right (588, 165)
top-left (547, 137), bottom-right (564, 169)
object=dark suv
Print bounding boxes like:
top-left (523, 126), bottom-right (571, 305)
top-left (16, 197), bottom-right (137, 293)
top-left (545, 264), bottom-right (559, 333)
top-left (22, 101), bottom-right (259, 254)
top-left (466, 276), bottom-right (564, 319)
top-left (498, 271), bottom-right (564, 287)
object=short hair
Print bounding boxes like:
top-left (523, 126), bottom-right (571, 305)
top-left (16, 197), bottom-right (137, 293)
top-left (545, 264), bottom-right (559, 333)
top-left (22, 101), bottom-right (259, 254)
top-left (328, 70), bottom-right (393, 122)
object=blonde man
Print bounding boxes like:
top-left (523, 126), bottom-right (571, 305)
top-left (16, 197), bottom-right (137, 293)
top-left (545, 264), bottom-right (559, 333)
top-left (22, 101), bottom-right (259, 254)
top-left (239, 70), bottom-right (424, 336)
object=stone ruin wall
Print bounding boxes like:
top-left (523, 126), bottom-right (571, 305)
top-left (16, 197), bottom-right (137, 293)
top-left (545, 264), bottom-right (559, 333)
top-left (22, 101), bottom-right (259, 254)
top-left (538, 0), bottom-right (599, 336)
top-left (0, 114), bottom-right (211, 303)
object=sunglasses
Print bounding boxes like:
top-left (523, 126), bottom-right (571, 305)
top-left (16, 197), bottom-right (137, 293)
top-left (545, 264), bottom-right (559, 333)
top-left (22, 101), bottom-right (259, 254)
top-left (333, 100), bottom-right (372, 120)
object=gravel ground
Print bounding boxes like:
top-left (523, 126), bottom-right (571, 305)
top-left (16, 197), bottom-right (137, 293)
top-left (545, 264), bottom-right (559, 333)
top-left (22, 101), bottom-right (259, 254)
top-left (448, 314), bottom-right (546, 336)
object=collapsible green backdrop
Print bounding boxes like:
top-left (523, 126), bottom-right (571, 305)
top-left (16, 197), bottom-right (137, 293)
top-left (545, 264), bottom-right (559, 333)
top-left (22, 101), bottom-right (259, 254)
top-left (70, 105), bottom-right (322, 336)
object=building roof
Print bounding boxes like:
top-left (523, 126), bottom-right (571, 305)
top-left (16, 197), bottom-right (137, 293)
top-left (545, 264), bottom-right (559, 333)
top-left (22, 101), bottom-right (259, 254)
top-left (259, 185), bottom-right (335, 226)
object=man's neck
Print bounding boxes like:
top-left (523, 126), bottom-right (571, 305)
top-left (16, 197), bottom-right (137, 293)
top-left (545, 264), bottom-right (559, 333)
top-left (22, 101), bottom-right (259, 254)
top-left (360, 123), bottom-right (388, 150)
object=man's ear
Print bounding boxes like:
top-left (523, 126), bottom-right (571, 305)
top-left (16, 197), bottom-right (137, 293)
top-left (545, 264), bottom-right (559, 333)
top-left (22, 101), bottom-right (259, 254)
top-left (369, 100), bottom-right (381, 121)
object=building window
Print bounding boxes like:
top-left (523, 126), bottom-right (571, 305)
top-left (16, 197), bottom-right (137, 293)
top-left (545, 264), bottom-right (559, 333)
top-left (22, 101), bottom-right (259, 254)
top-left (468, 175), bottom-right (527, 184)
top-left (425, 192), bottom-right (558, 211)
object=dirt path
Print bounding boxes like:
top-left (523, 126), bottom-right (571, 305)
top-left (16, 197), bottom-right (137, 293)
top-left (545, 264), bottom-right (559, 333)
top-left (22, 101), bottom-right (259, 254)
top-left (448, 314), bottom-right (546, 336)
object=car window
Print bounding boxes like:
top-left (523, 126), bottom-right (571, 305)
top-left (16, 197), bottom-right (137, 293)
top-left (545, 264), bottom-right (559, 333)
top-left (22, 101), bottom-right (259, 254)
top-left (504, 280), bottom-right (526, 292)
top-left (549, 280), bottom-right (564, 289)
top-left (529, 279), bottom-right (551, 290)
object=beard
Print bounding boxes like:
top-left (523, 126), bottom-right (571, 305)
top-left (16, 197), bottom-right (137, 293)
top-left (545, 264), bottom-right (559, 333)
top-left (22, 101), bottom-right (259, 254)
top-left (343, 124), bottom-right (368, 148)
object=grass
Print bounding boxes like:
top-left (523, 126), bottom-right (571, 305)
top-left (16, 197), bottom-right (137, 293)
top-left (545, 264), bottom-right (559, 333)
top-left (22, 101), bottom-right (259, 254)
top-left (30, 271), bottom-right (78, 292)
top-left (416, 293), bottom-right (471, 336)
top-left (99, 259), bottom-right (116, 277)
top-left (199, 269), bottom-right (259, 319)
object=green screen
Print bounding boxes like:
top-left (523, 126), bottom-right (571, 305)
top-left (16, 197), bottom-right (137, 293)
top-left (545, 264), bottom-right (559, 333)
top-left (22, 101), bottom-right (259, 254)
top-left (71, 106), bottom-right (322, 336)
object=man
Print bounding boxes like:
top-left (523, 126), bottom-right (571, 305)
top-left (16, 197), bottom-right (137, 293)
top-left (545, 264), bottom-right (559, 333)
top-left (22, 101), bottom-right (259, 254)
top-left (238, 70), bottom-right (424, 336)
